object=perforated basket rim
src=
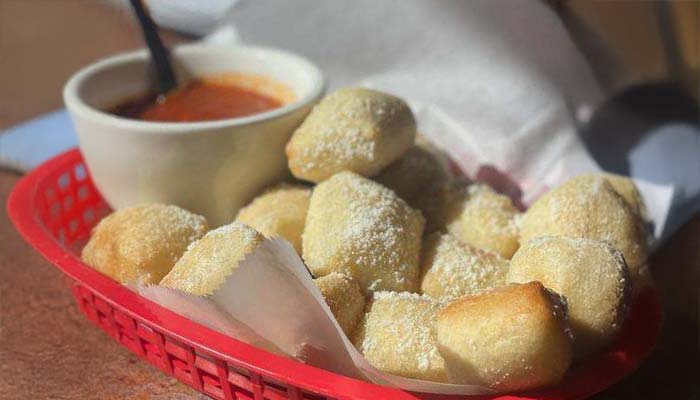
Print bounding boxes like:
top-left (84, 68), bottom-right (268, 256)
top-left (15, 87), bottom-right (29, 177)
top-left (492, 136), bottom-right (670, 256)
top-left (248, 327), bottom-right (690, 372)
top-left (7, 148), bottom-right (662, 400)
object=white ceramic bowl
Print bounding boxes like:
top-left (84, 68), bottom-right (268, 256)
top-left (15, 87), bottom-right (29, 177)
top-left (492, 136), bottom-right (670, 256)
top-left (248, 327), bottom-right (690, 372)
top-left (64, 44), bottom-right (324, 226)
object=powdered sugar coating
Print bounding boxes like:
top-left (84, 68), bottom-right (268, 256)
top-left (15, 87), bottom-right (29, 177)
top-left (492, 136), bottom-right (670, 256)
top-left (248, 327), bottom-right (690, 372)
top-left (160, 221), bottom-right (264, 295)
top-left (375, 145), bottom-right (453, 232)
top-left (443, 184), bottom-right (521, 259)
top-left (81, 204), bottom-right (208, 285)
top-left (508, 236), bottom-right (631, 357)
top-left (600, 173), bottom-right (648, 221)
top-left (353, 291), bottom-right (447, 382)
top-left (420, 233), bottom-right (509, 300)
top-left (315, 272), bottom-right (365, 337)
top-left (236, 183), bottom-right (311, 254)
top-left (286, 87), bottom-right (416, 183)
top-left (520, 174), bottom-right (648, 288)
top-left (303, 171), bottom-right (425, 293)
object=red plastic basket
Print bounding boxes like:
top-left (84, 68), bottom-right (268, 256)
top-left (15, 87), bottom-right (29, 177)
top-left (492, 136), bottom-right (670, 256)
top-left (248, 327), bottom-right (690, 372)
top-left (7, 148), bottom-right (661, 400)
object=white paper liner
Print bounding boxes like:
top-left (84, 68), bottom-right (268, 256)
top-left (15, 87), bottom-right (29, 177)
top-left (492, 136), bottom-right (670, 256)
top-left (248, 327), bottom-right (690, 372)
top-left (140, 239), bottom-right (495, 395)
top-left (410, 101), bottom-right (674, 239)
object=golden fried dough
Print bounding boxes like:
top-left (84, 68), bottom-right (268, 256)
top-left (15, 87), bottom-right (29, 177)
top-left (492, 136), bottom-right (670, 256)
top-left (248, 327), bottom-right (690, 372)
top-left (375, 145), bottom-right (452, 231)
top-left (236, 183), bottom-right (311, 254)
top-left (303, 172), bottom-right (425, 293)
top-left (601, 173), bottom-right (648, 220)
top-left (415, 134), bottom-right (452, 175)
top-left (353, 291), bottom-right (447, 382)
top-left (435, 282), bottom-right (573, 391)
top-left (420, 233), bottom-right (509, 300)
top-left (315, 273), bottom-right (365, 337)
top-left (286, 87), bottom-right (416, 183)
top-left (508, 236), bottom-right (631, 357)
top-left (520, 174), bottom-right (649, 287)
top-left (444, 184), bottom-right (521, 258)
top-left (160, 221), bottom-right (264, 295)
top-left (81, 204), bottom-right (208, 285)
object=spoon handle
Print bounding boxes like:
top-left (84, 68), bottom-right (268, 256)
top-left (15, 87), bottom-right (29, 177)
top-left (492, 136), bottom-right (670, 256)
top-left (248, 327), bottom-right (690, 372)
top-left (129, 0), bottom-right (178, 95)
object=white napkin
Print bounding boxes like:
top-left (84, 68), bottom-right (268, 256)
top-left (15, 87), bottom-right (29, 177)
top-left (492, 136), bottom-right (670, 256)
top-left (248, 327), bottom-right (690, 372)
top-left (218, 0), bottom-right (674, 237)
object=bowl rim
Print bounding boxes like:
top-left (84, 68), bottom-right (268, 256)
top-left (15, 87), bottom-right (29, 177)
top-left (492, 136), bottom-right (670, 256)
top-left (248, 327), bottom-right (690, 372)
top-left (62, 43), bottom-right (325, 133)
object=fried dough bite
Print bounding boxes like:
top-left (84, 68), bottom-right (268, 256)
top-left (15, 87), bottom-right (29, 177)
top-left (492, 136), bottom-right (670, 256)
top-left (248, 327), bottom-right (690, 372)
top-left (81, 204), bottom-right (208, 285)
top-left (353, 291), bottom-right (448, 382)
top-left (286, 88), bottom-right (416, 183)
top-left (160, 221), bottom-right (264, 295)
top-left (236, 183), bottom-right (311, 254)
top-left (315, 273), bottom-right (365, 337)
top-left (375, 145), bottom-right (452, 231)
top-left (420, 233), bottom-right (509, 300)
top-left (435, 282), bottom-right (573, 391)
top-left (303, 172), bottom-right (425, 293)
top-left (508, 236), bottom-right (631, 357)
top-left (600, 173), bottom-right (648, 220)
top-left (443, 184), bottom-right (521, 258)
top-left (414, 134), bottom-right (453, 175)
top-left (520, 174), bottom-right (649, 288)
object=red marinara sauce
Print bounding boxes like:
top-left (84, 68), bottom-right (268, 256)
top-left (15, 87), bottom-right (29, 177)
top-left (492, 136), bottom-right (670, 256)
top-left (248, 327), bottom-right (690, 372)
top-left (110, 80), bottom-right (284, 122)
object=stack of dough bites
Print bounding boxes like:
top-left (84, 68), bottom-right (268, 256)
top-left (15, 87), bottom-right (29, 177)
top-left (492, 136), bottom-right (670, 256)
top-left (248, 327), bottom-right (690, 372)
top-left (81, 204), bottom-right (209, 285)
top-left (519, 174), bottom-right (649, 289)
top-left (282, 87), bottom-right (576, 390)
top-left (508, 237), bottom-right (630, 358)
top-left (79, 86), bottom-right (651, 393)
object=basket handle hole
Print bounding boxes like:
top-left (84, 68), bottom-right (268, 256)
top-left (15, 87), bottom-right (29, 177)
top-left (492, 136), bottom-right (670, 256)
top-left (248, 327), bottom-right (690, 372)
top-left (50, 203), bottom-right (60, 218)
top-left (83, 209), bottom-right (95, 224)
top-left (69, 219), bottom-right (79, 234)
top-left (77, 185), bottom-right (90, 201)
top-left (57, 228), bottom-right (66, 244)
top-left (58, 172), bottom-right (71, 190)
top-left (74, 164), bottom-right (87, 181)
top-left (64, 195), bottom-right (74, 211)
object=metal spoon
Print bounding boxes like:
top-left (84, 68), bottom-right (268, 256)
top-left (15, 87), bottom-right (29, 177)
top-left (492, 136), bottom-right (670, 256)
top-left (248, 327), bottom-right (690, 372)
top-left (129, 0), bottom-right (178, 95)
